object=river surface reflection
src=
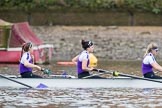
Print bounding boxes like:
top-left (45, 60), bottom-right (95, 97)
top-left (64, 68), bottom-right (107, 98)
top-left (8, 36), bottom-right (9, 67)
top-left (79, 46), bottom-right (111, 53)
top-left (1, 61), bottom-right (162, 108)
top-left (1, 88), bottom-right (162, 108)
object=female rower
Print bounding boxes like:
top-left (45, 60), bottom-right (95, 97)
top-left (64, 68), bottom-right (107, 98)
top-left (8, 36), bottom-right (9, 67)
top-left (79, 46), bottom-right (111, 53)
top-left (142, 42), bottom-right (162, 79)
top-left (19, 42), bottom-right (43, 78)
top-left (72, 40), bottom-right (103, 79)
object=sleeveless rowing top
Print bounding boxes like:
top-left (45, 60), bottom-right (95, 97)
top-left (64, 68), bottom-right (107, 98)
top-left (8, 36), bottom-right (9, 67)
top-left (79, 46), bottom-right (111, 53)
top-left (19, 52), bottom-right (33, 74)
top-left (142, 53), bottom-right (156, 75)
top-left (77, 51), bottom-right (90, 74)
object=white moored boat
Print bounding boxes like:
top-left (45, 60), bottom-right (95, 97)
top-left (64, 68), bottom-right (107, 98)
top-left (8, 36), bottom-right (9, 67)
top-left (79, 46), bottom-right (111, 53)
top-left (1, 75), bottom-right (162, 88)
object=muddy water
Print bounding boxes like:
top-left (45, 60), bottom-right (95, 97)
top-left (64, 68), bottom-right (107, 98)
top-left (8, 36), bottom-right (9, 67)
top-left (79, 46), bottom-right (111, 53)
top-left (1, 88), bottom-right (162, 108)
top-left (1, 61), bottom-right (162, 108)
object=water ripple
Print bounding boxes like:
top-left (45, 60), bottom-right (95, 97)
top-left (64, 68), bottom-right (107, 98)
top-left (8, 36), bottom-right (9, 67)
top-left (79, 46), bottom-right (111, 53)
top-left (1, 88), bottom-right (162, 108)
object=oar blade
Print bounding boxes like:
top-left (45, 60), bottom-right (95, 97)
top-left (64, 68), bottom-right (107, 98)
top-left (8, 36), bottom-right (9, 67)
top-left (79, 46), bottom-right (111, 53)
top-left (36, 83), bottom-right (48, 89)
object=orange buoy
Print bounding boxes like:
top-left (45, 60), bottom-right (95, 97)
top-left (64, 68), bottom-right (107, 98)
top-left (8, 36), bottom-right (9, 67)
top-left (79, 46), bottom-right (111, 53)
top-left (57, 62), bottom-right (75, 66)
top-left (57, 53), bottom-right (97, 67)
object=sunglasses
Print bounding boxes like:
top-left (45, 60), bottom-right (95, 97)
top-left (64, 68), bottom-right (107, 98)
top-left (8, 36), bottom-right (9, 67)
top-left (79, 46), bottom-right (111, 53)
top-left (154, 49), bottom-right (158, 52)
top-left (155, 49), bottom-right (158, 52)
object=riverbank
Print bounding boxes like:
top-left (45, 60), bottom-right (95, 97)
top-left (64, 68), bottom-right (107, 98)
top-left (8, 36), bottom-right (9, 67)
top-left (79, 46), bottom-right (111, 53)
top-left (32, 26), bottom-right (162, 61)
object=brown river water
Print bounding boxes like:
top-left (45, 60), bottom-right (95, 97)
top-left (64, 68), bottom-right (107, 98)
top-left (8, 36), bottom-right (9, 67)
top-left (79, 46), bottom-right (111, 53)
top-left (1, 60), bottom-right (162, 108)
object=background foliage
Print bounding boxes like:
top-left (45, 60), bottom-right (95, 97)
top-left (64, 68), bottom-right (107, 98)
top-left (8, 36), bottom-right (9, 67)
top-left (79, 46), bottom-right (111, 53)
top-left (0, 0), bottom-right (162, 14)
top-left (0, 0), bottom-right (162, 26)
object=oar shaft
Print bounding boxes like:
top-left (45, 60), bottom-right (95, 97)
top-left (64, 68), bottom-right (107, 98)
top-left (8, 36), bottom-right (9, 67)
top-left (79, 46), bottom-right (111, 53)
top-left (83, 72), bottom-right (106, 79)
top-left (95, 69), bottom-right (162, 83)
top-left (83, 69), bottom-right (114, 79)
top-left (0, 74), bottom-right (33, 88)
top-left (118, 73), bottom-right (162, 83)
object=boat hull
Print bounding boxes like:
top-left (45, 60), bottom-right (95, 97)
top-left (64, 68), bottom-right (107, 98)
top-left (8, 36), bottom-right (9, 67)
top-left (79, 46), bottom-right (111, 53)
top-left (0, 78), bottom-right (162, 88)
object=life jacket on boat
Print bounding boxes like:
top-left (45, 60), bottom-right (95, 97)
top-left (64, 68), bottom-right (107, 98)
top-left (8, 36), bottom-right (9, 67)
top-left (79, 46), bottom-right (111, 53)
top-left (89, 53), bottom-right (97, 68)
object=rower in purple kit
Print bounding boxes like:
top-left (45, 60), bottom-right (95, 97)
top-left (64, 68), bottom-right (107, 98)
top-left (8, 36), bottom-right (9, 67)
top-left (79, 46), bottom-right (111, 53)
top-left (19, 42), bottom-right (49, 78)
top-left (72, 40), bottom-right (104, 79)
top-left (142, 42), bottom-right (162, 79)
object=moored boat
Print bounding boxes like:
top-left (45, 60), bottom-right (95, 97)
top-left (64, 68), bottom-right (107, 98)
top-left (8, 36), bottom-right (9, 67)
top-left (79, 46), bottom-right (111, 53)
top-left (0, 19), bottom-right (53, 64)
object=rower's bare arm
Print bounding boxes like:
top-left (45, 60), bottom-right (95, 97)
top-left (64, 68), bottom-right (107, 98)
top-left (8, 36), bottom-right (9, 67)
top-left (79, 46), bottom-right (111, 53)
top-left (151, 62), bottom-right (162, 72)
top-left (72, 55), bottom-right (79, 65)
top-left (31, 55), bottom-right (34, 64)
top-left (24, 60), bottom-right (41, 70)
top-left (82, 59), bottom-right (94, 71)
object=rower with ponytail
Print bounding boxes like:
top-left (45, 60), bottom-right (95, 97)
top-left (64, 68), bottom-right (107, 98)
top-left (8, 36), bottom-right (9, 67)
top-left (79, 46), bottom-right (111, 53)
top-left (142, 42), bottom-right (162, 79)
top-left (19, 42), bottom-right (43, 78)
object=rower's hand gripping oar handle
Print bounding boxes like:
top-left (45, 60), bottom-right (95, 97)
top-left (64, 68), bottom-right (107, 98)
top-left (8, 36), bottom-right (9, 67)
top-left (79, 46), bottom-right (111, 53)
top-left (113, 71), bottom-right (119, 77)
top-left (41, 68), bottom-right (51, 76)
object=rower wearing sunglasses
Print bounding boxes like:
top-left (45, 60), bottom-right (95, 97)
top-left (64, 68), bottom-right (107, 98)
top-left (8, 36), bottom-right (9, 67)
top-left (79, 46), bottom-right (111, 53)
top-left (142, 42), bottom-right (162, 79)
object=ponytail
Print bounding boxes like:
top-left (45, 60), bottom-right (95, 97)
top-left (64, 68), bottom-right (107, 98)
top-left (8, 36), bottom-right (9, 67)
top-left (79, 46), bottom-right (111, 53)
top-left (81, 40), bottom-right (85, 46)
top-left (20, 42), bottom-right (33, 59)
top-left (20, 43), bottom-right (26, 59)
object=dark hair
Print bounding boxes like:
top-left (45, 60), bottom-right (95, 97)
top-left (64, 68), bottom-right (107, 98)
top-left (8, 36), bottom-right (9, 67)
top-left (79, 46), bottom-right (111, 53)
top-left (81, 40), bottom-right (93, 50)
top-left (20, 42), bottom-right (32, 58)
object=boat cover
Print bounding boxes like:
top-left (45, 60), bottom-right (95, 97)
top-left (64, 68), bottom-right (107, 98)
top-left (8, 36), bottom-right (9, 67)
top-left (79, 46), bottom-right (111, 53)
top-left (10, 22), bottom-right (42, 47)
top-left (0, 19), bottom-right (42, 48)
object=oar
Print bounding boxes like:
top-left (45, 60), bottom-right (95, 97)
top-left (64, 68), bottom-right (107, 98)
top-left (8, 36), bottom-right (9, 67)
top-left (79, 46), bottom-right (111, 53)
top-left (0, 68), bottom-right (51, 89)
top-left (0, 74), bottom-right (33, 88)
top-left (93, 68), bottom-right (162, 83)
top-left (82, 72), bottom-right (110, 79)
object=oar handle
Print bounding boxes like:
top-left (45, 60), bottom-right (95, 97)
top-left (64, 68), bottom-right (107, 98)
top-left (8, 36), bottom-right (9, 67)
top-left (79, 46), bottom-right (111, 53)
top-left (41, 68), bottom-right (51, 75)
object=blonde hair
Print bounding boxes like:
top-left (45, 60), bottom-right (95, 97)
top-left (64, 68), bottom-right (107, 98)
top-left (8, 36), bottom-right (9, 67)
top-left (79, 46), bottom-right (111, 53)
top-left (144, 42), bottom-right (158, 57)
